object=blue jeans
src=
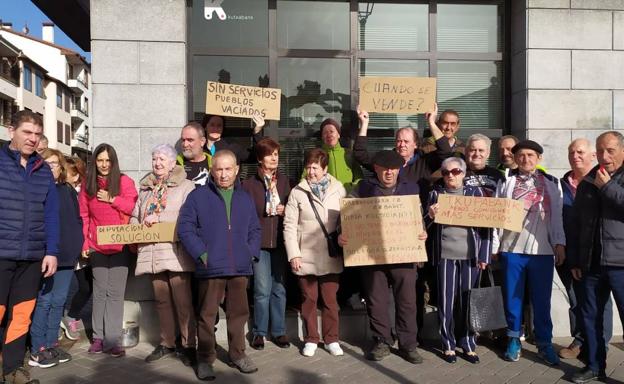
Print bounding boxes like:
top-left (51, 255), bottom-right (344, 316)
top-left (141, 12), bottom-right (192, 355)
top-left (582, 266), bottom-right (624, 373)
top-left (252, 249), bottom-right (287, 337)
top-left (30, 267), bottom-right (74, 351)
top-left (501, 253), bottom-right (554, 345)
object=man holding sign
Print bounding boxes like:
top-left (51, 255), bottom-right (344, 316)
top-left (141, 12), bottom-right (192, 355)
top-left (339, 150), bottom-right (427, 364)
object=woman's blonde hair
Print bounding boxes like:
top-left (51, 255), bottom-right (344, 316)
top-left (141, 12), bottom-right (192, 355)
top-left (40, 148), bottom-right (67, 183)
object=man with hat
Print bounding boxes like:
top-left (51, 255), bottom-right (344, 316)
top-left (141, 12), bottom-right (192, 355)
top-left (492, 140), bottom-right (566, 366)
top-left (339, 150), bottom-right (428, 364)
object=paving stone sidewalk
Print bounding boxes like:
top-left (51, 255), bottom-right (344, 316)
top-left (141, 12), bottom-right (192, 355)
top-left (27, 337), bottom-right (624, 384)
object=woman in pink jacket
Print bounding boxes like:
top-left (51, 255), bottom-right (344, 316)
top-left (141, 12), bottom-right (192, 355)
top-left (79, 143), bottom-right (138, 357)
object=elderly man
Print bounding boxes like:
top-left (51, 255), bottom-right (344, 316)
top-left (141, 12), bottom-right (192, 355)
top-left (177, 121), bottom-right (211, 186)
top-left (570, 132), bottom-right (624, 384)
top-left (463, 133), bottom-right (505, 196)
top-left (0, 111), bottom-right (59, 384)
top-left (178, 150), bottom-right (262, 380)
top-left (340, 150), bottom-right (428, 364)
top-left (558, 139), bottom-right (613, 361)
top-left (421, 109), bottom-right (465, 157)
top-left (493, 140), bottom-right (565, 366)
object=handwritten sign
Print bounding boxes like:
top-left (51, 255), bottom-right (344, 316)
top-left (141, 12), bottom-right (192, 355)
top-left (205, 81), bottom-right (281, 120)
top-left (97, 223), bottom-right (178, 246)
top-left (359, 76), bottom-right (436, 115)
top-left (434, 195), bottom-right (526, 233)
top-left (340, 195), bottom-right (427, 266)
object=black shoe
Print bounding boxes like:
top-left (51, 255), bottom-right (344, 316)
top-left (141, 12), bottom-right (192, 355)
top-left (145, 345), bottom-right (175, 363)
top-left (571, 367), bottom-right (606, 384)
top-left (442, 352), bottom-right (457, 364)
top-left (272, 335), bottom-right (290, 349)
top-left (177, 347), bottom-right (197, 367)
top-left (399, 348), bottom-right (423, 364)
top-left (197, 362), bottom-right (216, 381)
top-left (462, 352), bottom-right (480, 364)
top-left (367, 341), bottom-right (391, 361)
top-left (251, 335), bottom-right (264, 350)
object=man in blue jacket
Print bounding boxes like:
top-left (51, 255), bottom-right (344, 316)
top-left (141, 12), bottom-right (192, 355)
top-left (178, 149), bottom-right (261, 381)
top-left (0, 110), bottom-right (59, 384)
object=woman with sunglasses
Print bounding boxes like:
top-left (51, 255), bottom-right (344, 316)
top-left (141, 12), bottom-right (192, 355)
top-left (425, 157), bottom-right (491, 364)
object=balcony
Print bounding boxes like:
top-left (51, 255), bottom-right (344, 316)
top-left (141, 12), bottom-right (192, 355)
top-left (0, 74), bottom-right (17, 100)
top-left (70, 106), bottom-right (88, 122)
top-left (68, 77), bottom-right (87, 95)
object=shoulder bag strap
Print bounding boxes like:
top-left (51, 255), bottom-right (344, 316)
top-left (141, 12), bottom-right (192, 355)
top-left (305, 191), bottom-right (331, 240)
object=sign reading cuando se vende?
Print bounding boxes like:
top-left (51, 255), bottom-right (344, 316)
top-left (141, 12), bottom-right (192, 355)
top-left (97, 223), bottom-right (178, 246)
top-left (205, 81), bottom-right (281, 120)
top-left (359, 76), bottom-right (436, 115)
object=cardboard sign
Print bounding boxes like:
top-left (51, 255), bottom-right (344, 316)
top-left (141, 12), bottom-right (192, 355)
top-left (96, 223), bottom-right (178, 246)
top-left (434, 194), bottom-right (526, 233)
top-left (359, 76), bottom-right (436, 115)
top-left (205, 81), bottom-right (281, 120)
top-left (340, 195), bottom-right (427, 267)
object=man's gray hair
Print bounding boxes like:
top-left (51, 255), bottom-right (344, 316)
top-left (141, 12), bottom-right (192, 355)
top-left (597, 131), bottom-right (624, 148)
top-left (568, 138), bottom-right (595, 152)
top-left (466, 133), bottom-right (491, 149)
top-left (441, 156), bottom-right (467, 174)
top-left (212, 149), bottom-right (237, 165)
top-left (152, 144), bottom-right (178, 162)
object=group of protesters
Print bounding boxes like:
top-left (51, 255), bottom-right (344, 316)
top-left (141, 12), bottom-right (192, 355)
top-left (0, 106), bottom-right (622, 384)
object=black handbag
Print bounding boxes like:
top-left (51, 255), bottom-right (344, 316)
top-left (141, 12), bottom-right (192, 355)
top-left (305, 192), bottom-right (343, 258)
top-left (468, 268), bottom-right (507, 332)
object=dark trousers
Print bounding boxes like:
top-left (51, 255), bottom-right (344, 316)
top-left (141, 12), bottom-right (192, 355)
top-left (197, 276), bottom-right (249, 364)
top-left (437, 259), bottom-right (479, 352)
top-left (66, 266), bottom-right (93, 320)
top-left (0, 260), bottom-right (42, 375)
top-left (556, 265), bottom-right (613, 347)
top-left (152, 271), bottom-right (196, 349)
top-left (297, 274), bottom-right (340, 344)
top-left (361, 264), bottom-right (418, 351)
top-left (582, 267), bottom-right (624, 373)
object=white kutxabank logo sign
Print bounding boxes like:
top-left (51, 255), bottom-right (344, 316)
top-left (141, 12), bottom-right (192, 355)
top-left (204, 0), bottom-right (226, 20)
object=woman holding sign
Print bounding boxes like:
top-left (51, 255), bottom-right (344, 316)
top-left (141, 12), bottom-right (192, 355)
top-left (426, 157), bottom-right (491, 364)
top-left (79, 143), bottom-right (138, 357)
top-left (130, 144), bottom-right (197, 365)
top-left (283, 148), bottom-right (346, 358)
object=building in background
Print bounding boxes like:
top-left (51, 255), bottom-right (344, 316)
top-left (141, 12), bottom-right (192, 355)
top-left (33, 0), bottom-right (624, 340)
top-left (0, 21), bottom-right (91, 157)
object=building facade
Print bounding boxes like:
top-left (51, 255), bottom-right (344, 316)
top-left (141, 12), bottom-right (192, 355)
top-left (38, 0), bottom-right (624, 340)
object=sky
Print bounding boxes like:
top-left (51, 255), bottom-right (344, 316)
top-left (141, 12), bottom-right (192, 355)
top-left (0, 0), bottom-right (91, 62)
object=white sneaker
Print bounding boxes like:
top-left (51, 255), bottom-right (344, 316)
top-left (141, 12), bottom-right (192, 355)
top-left (302, 342), bottom-right (317, 357)
top-left (325, 342), bottom-right (344, 356)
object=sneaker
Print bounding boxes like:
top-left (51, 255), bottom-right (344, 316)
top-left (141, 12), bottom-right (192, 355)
top-left (60, 318), bottom-right (81, 341)
top-left (197, 362), bottom-right (216, 381)
top-left (228, 355), bottom-right (258, 374)
top-left (367, 341), bottom-right (390, 361)
top-left (28, 348), bottom-right (58, 368)
top-left (399, 348), bottom-right (423, 364)
top-left (559, 342), bottom-right (582, 359)
top-left (504, 337), bottom-right (521, 362)
top-left (250, 335), bottom-right (264, 350)
top-left (302, 342), bottom-right (318, 357)
top-left (2, 367), bottom-right (40, 384)
top-left (49, 346), bottom-right (72, 363)
top-left (88, 338), bottom-right (103, 354)
top-left (325, 342), bottom-right (344, 356)
top-left (145, 345), bottom-right (175, 363)
top-left (177, 347), bottom-right (197, 367)
top-left (537, 344), bottom-right (560, 366)
top-left (57, 328), bottom-right (63, 341)
top-left (571, 367), bottom-right (607, 384)
top-left (106, 346), bottom-right (126, 358)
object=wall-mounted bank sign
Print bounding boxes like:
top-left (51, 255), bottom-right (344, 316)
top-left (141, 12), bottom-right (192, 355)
top-left (204, 0), bottom-right (226, 20)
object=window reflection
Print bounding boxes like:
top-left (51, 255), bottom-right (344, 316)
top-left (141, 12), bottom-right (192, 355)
top-left (358, 3), bottom-right (428, 51)
top-left (277, 1), bottom-right (349, 50)
top-left (437, 4), bottom-right (501, 53)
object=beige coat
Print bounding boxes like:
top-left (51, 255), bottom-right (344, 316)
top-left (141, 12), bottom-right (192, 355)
top-left (131, 165), bottom-right (196, 275)
top-left (283, 174), bottom-right (345, 276)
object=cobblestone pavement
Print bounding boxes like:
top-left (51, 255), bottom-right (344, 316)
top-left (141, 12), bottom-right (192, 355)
top-left (26, 336), bottom-right (624, 384)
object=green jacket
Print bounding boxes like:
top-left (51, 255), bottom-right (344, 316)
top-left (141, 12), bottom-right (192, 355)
top-left (301, 143), bottom-right (363, 193)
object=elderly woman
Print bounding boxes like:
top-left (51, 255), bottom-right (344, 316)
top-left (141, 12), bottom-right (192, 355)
top-left (284, 148), bottom-right (346, 358)
top-left (242, 138), bottom-right (291, 350)
top-left (426, 157), bottom-right (491, 364)
top-left (130, 144), bottom-right (197, 365)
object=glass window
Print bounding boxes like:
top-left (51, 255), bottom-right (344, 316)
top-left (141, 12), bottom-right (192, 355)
top-left (56, 87), bottom-right (62, 108)
top-left (65, 124), bottom-right (71, 145)
top-left (277, 1), bottom-right (349, 50)
top-left (64, 91), bottom-right (70, 112)
top-left (35, 72), bottom-right (44, 98)
top-left (57, 121), bottom-right (63, 143)
top-left (358, 3), bottom-right (428, 51)
top-left (437, 60), bottom-right (503, 132)
top-left (23, 65), bottom-right (32, 91)
top-left (191, 0), bottom-right (268, 49)
top-left (437, 4), bottom-right (501, 53)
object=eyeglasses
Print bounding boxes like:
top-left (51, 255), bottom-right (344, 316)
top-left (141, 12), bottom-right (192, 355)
top-left (441, 168), bottom-right (463, 177)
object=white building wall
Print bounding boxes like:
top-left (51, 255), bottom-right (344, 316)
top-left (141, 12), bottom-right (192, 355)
top-left (0, 32), bottom-right (68, 82)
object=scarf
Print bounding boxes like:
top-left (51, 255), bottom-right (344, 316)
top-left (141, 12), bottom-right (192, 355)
top-left (143, 179), bottom-right (168, 221)
top-left (308, 174), bottom-right (330, 201)
top-left (513, 172), bottom-right (550, 217)
top-left (261, 169), bottom-right (280, 216)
